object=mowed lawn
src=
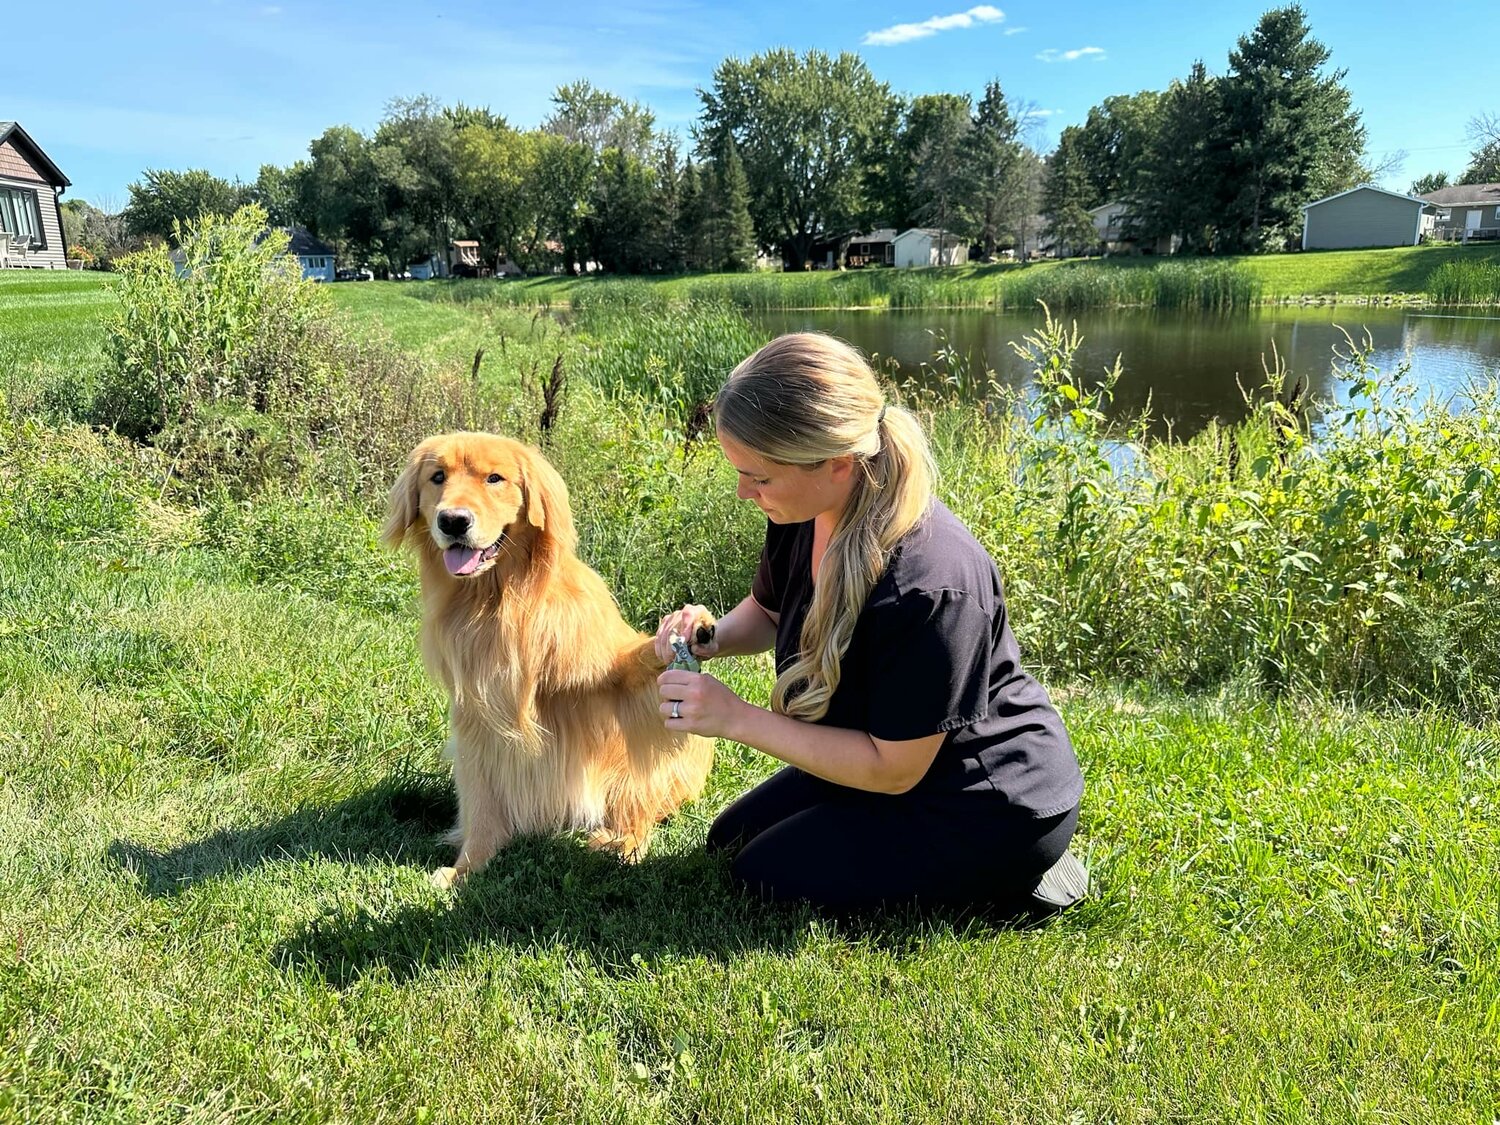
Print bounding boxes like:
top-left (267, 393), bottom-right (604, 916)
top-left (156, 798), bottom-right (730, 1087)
top-left (0, 272), bottom-right (1496, 1121)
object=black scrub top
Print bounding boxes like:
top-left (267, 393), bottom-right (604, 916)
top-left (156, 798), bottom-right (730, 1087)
top-left (751, 499), bottom-right (1084, 818)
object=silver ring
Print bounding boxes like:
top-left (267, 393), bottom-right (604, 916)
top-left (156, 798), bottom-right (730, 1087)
top-left (671, 701), bottom-right (681, 720)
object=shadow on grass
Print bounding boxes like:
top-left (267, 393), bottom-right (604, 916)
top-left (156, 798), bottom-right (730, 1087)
top-left (106, 764), bottom-right (459, 895)
top-left (270, 834), bottom-right (1083, 987)
top-left (107, 767), bottom-right (1094, 986)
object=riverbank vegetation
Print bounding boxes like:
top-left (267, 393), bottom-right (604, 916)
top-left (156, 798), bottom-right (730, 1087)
top-left (1, 239), bottom-right (1496, 1120)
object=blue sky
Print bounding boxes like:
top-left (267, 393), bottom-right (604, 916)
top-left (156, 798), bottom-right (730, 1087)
top-left (9, 0), bottom-right (1494, 207)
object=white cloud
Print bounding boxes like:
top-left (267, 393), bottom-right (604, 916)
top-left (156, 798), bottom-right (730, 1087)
top-left (1036, 46), bottom-right (1106, 63)
top-left (1020, 107), bottom-right (1064, 118)
top-left (862, 5), bottom-right (1004, 47)
top-left (1004, 26), bottom-right (1027, 35)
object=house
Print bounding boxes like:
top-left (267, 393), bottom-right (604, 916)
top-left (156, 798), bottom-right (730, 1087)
top-left (282, 226), bottom-right (336, 281)
top-left (846, 228), bottom-right (896, 267)
top-left (0, 120), bottom-right (70, 269)
top-left (1301, 185), bottom-right (1427, 250)
top-left (892, 228), bottom-right (969, 269)
top-left (1418, 183), bottom-right (1500, 242)
top-left (1089, 201), bottom-right (1180, 255)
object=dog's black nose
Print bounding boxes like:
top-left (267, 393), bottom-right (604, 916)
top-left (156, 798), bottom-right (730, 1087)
top-left (436, 508), bottom-right (474, 539)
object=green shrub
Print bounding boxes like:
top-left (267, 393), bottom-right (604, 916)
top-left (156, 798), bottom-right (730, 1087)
top-left (90, 205), bottom-right (514, 500)
top-left (1427, 259), bottom-right (1500, 304)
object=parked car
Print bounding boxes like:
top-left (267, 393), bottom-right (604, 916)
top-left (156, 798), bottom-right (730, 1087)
top-left (334, 268), bottom-right (373, 282)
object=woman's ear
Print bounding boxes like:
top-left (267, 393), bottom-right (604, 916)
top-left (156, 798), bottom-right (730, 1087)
top-left (521, 444), bottom-right (577, 551)
top-left (382, 439), bottom-right (434, 548)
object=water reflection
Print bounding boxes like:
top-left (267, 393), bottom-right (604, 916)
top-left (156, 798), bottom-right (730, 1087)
top-left (754, 307), bottom-right (1500, 438)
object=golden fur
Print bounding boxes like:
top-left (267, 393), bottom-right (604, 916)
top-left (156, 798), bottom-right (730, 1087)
top-left (383, 432), bottom-right (714, 888)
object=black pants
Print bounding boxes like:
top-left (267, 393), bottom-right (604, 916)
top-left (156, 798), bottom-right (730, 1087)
top-left (707, 766), bottom-right (1078, 912)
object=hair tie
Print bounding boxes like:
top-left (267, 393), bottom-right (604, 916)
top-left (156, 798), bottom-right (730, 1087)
top-left (877, 404), bottom-right (888, 426)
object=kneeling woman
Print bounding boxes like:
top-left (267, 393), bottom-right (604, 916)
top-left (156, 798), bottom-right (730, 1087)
top-left (656, 332), bottom-right (1086, 912)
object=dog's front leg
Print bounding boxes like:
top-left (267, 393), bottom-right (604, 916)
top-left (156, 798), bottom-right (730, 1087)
top-left (433, 745), bottom-right (513, 889)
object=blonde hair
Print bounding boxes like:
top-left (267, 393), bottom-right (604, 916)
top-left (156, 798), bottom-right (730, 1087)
top-left (714, 333), bottom-right (935, 722)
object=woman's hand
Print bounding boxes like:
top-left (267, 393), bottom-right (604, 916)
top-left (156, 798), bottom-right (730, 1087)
top-left (658, 669), bottom-right (746, 739)
top-left (654, 604), bottom-right (720, 665)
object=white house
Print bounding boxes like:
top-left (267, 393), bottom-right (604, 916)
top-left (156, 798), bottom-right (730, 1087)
top-left (0, 120), bottom-right (70, 270)
top-left (282, 226), bottom-right (336, 281)
top-left (892, 228), bottom-right (969, 269)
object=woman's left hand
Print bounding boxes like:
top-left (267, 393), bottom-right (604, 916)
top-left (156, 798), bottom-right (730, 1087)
top-left (657, 669), bottom-right (746, 739)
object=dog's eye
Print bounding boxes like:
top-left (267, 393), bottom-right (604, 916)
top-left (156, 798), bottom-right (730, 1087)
top-left (430, 470), bottom-right (446, 485)
top-left (487, 473), bottom-right (505, 484)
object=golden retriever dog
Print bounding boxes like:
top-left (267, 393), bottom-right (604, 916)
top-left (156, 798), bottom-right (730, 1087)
top-left (383, 432), bottom-right (715, 888)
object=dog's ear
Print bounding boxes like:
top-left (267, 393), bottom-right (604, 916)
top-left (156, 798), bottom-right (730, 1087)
top-left (382, 439), bottom-right (434, 548)
top-left (520, 444), bottom-right (577, 550)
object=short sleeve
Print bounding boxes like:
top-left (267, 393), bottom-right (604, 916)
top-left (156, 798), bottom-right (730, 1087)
top-left (751, 519), bottom-right (801, 615)
top-left (863, 589), bottom-right (992, 742)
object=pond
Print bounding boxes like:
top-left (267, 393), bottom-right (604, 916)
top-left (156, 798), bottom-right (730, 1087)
top-left (753, 306), bottom-right (1500, 436)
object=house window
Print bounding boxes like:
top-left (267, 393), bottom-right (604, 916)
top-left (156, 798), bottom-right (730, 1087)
top-left (1436, 208), bottom-right (1451, 222)
top-left (0, 186), bottom-right (45, 248)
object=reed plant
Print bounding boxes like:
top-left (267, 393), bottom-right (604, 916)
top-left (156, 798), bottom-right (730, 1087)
top-left (1426, 259), bottom-right (1500, 305)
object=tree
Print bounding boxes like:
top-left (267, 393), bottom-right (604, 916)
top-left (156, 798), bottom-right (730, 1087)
top-left (1073, 91), bottom-right (1163, 207)
top-left (677, 159), bottom-right (708, 270)
top-left (1042, 128), bottom-right (1099, 255)
top-left (1459, 113), bottom-right (1500, 184)
top-left (698, 48), bottom-right (896, 267)
top-left (1410, 171), bottom-right (1450, 195)
top-left (374, 96), bottom-right (462, 267)
top-left (968, 81), bottom-right (1024, 259)
top-left (902, 94), bottom-right (979, 242)
top-left (452, 118), bottom-right (532, 267)
top-left (122, 169), bottom-right (248, 243)
top-left (544, 81), bottom-right (657, 161)
top-left (1217, 5), bottom-right (1366, 252)
top-left (584, 147), bottom-right (658, 272)
top-left (701, 137), bottom-right (757, 271)
top-left (1134, 62), bottom-right (1228, 253)
top-left (248, 162), bottom-right (305, 227)
top-left (303, 126), bottom-right (389, 269)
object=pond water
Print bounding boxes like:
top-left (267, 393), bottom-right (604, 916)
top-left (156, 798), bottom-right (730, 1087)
top-left (753, 306), bottom-right (1500, 436)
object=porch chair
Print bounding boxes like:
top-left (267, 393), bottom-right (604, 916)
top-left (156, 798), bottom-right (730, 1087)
top-left (7, 234), bottom-right (30, 265)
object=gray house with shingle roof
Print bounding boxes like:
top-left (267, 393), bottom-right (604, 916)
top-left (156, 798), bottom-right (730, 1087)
top-left (0, 120), bottom-right (70, 269)
top-left (1418, 183), bottom-right (1500, 242)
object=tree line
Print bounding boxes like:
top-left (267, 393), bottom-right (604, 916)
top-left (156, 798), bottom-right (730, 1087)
top-left (91, 4), bottom-right (1486, 274)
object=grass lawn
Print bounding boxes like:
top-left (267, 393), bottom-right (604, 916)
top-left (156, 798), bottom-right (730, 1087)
top-left (1, 270), bottom-right (1496, 1121)
top-left (1235, 241), bottom-right (1500, 300)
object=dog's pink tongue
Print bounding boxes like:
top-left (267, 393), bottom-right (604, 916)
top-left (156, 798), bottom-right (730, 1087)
top-left (444, 545), bottom-right (483, 576)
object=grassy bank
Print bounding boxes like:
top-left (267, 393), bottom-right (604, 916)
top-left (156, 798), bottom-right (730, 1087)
top-left (2, 267), bottom-right (1497, 1121)
top-left (423, 241), bottom-right (1500, 311)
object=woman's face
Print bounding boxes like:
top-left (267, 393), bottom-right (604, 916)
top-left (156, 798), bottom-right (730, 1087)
top-left (719, 432), bottom-right (854, 526)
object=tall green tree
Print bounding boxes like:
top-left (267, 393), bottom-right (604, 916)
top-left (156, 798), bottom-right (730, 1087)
top-left (902, 94), bottom-right (979, 242)
top-left (544, 81), bottom-right (657, 161)
top-left (968, 80), bottom-right (1024, 259)
top-left (304, 126), bottom-right (390, 269)
top-left (701, 137), bottom-right (757, 271)
top-left (374, 96), bottom-right (462, 267)
top-left (1073, 91), bottom-right (1163, 206)
top-left (248, 163), bottom-right (305, 228)
top-left (122, 169), bottom-right (248, 243)
top-left (1217, 5), bottom-right (1366, 252)
top-left (698, 48), bottom-right (896, 266)
top-left (1042, 128), bottom-right (1100, 255)
top-left (1134, 62), bottom-right (1227, 253)
top-left (452, 119), bottom-right (532, 266)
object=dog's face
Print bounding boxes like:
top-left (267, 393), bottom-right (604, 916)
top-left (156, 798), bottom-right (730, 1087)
top-left (383, 432), bottom-right (574, 579)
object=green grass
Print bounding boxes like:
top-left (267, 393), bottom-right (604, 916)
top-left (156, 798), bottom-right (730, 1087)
top-left (2, 270), bottom-right (1498, 1121)
top-left (412, 242), bottom-right (1500, 311)
top-left (1, 511), bottom-right (1495, 1121)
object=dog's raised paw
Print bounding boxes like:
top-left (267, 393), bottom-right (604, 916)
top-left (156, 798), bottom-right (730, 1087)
top-left (430, 866), bottom-right (461, 890)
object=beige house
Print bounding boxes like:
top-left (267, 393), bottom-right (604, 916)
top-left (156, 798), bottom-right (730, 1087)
top-left (1418, 183), bottom-right (1500, 242)
top-left (0, 120), bottom-right (70, 269)
top-left (1301, 185), bottom-right (1427, 250)
top-left (1089, 201), bottom-right (1179, 255)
